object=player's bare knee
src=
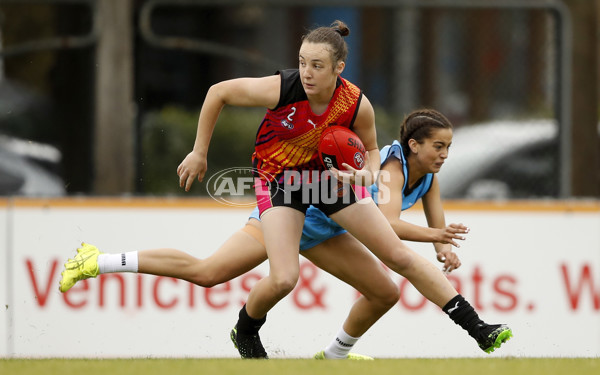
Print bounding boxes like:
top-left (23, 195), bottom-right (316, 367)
top-left (270, 275), bottom-right (298, 297)
top-left (362, 276), bottom-right (399, 308)
top-left (381, 283), bottom-right (401, 308)
top-left (370, 278), bottom-right (399, 308)
top-left (189, 274), bottom-right (209, 287)
top-left (384, 249), bottom-right (415, 274)
top-left (193, 274), bottom-right (218, 288)
top-left (190, 267), bottom-right (222, 287)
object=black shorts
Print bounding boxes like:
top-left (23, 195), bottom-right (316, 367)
top-left (254, 170), bottom-right (370, 217)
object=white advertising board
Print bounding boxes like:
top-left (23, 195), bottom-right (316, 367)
top-left (1, 198), bottom-right (599, 358)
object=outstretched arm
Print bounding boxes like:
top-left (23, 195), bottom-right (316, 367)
top-left (378, 161), bottom-right (468, 272)
top-left (177, 75), bottom-right (281, 191)
top-left (421, 176), bottom-right (469, 272)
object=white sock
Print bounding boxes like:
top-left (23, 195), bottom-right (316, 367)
top-left (97, 252), bottom-right (139, 274)
top-left (324, 328), bottom-right (360, 359)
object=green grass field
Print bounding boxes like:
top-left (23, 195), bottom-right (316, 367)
top-left (1, 358), bottom-right (599, 375)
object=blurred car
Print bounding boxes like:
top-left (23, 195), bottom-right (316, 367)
top-left (0, 135), bottom-right (66, 196)
top-left (437, 119), bottom-right (559, 200)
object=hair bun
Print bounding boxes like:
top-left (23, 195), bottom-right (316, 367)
top-left (332, 20), bottom-right (350, 37)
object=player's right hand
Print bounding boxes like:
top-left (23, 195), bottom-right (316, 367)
top-left (330, 151), bottom-right (375, 187)
top-left (177, 151), bottom-right (207, 191)
top-left (436, 223), bottom-right (470, 248)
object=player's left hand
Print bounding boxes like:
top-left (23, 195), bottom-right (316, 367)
top-left (437, 249), bottom-right (461, 274)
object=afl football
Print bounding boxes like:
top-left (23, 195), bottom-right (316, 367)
top-left (318, 126), bottom-right (366, 171)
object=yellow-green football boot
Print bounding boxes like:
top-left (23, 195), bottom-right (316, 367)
top-left (314, 350), bottom-right (373, 360)
top-left (477, 324), bottom-right (513, 354)
top-left (59, 243), bottom-right (102, 292)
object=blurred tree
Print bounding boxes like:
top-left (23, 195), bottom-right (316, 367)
top-left (139, 106), bottom-right (261, 195)
top-left (94, 0), bottom-right (134, 194)
top-left (564, 0), bottom-right (599, 197)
